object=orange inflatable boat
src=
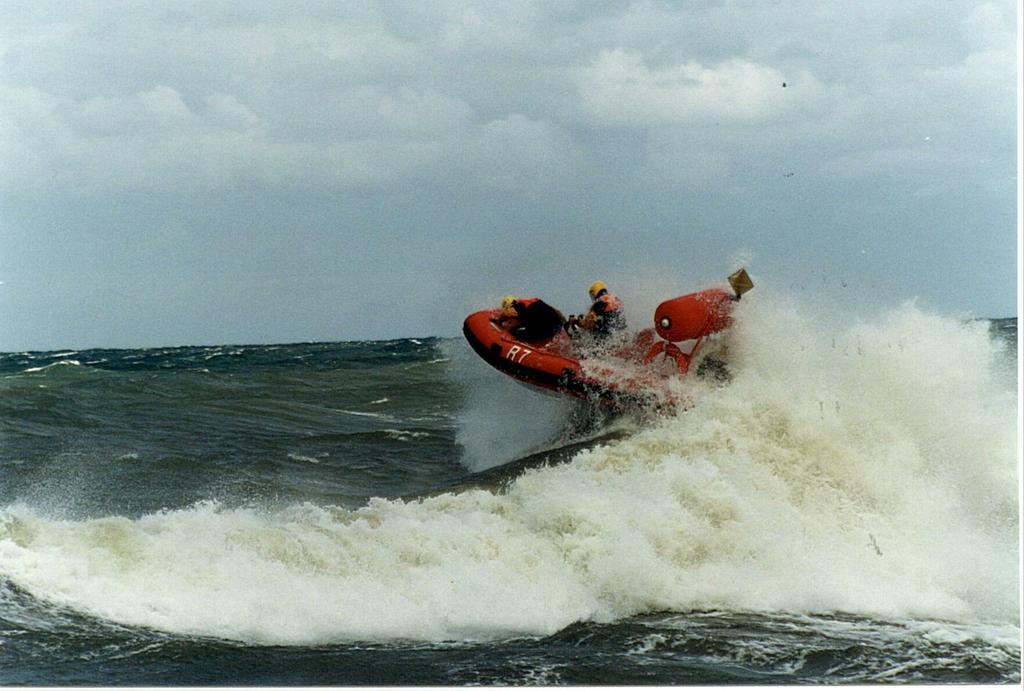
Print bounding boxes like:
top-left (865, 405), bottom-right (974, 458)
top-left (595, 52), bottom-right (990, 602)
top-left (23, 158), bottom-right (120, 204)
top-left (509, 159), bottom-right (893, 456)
top-left (462, 269), bottom-right (753, 409)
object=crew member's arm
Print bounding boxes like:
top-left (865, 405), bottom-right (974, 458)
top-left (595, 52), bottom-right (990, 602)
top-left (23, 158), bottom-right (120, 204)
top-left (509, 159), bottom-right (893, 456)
top-left (579, 298), bottom-right (607, 330)
top-left (492, 305), bottom-right (519, 324)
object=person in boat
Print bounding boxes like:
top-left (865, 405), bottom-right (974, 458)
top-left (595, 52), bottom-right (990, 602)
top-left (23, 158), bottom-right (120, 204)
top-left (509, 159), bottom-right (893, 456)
top-left (494, 296), bottom-right (567, 343)
top-left (569, 281), bottom-right (625, 337)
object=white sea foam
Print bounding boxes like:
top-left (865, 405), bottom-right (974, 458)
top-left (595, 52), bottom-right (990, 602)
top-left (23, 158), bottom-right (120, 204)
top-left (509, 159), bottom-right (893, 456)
top-left (287, 453), bottom-right (322, 464)
top-left (22, 360), bottom-right (82, 373)
top-left (0, 299), bottom-right (1017, 645)
top-left (382, 429), bottom-right (431, 442)
top-left (337, 409), bottom-right (385, 419)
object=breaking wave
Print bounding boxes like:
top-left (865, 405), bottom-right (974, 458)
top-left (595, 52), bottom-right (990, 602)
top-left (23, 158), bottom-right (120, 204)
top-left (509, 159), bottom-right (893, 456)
top-left (0, 299), bottom-right (1017, 645)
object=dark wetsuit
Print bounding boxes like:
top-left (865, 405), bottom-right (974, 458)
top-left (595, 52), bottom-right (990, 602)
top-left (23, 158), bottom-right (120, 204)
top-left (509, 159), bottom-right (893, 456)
top-left (512, 299), bottom-right (565, 343)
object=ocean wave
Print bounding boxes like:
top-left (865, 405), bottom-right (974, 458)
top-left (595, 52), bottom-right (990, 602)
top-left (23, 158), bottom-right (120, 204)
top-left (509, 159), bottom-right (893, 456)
top-left (0, 302), bottom-right (1017, 646)
top-left (287, 453), bottom-right (323, 464)
top-left (382, 429), bottom-right (432, 442)
top-left (337, 409), bottom-right (389, 419)
top-left (21, 360), bottom-right (83, 374)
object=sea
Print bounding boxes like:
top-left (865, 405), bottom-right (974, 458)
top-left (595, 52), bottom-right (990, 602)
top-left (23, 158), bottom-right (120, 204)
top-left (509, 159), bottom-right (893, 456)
top-left (0, 300), bottom-right (1020, 685)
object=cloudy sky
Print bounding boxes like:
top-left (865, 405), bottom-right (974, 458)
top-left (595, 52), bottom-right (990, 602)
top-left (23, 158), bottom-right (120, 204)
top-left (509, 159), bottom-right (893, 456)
top-left (1, 1), bottom-right (1018, 350)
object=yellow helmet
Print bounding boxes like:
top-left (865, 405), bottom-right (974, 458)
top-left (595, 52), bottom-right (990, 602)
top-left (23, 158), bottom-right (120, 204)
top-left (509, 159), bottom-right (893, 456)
top-left (588, 281), bottom-right (607, 300)
top-left (501, 295), bottom-right (516, 309)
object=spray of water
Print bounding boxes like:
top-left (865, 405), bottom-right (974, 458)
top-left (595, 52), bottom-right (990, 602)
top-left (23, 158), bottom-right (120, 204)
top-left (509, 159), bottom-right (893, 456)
top-left (440, 338), bottom-right (580, 472)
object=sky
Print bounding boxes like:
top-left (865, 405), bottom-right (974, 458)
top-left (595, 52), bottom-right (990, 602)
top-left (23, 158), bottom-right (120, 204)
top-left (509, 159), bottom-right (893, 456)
top-left (0, 0), bottom-right (1019, 350)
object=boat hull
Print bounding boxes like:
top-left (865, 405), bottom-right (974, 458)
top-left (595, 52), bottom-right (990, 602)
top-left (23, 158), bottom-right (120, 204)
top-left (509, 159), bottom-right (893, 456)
top-left (462, 310), bottom-right (667, 408)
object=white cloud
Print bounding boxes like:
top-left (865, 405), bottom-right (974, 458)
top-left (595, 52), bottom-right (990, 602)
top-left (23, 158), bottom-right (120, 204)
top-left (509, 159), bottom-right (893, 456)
top-left (204, 93), bottom-right (261, 132)
top-left (1, 3), bottom-right (1011, 201)
top-left (66, 86), bottom-right (198, 137)
top-left (0, 1), bottom-right (1018, 348)
top-left (314, 25), bottom-right (422, 72)
top-left (439, 4), bottom-right (548, 54)
top-left (461, 114), bottom-right (576, 192)
top-left (0, 86), bottom-right (69, 192)
top-left (0, 82), bottom-right (465, 194)
top-left (963, 1), bottom-right (1015, 50)
top-left (575, 49), bottom-right (799, 125)
top-left (255, 137), bottom-right (444, 190)
top-left (293, 86), bottom-right (472, 141)
top-left (928, 6), bottom-right (1017, 98)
